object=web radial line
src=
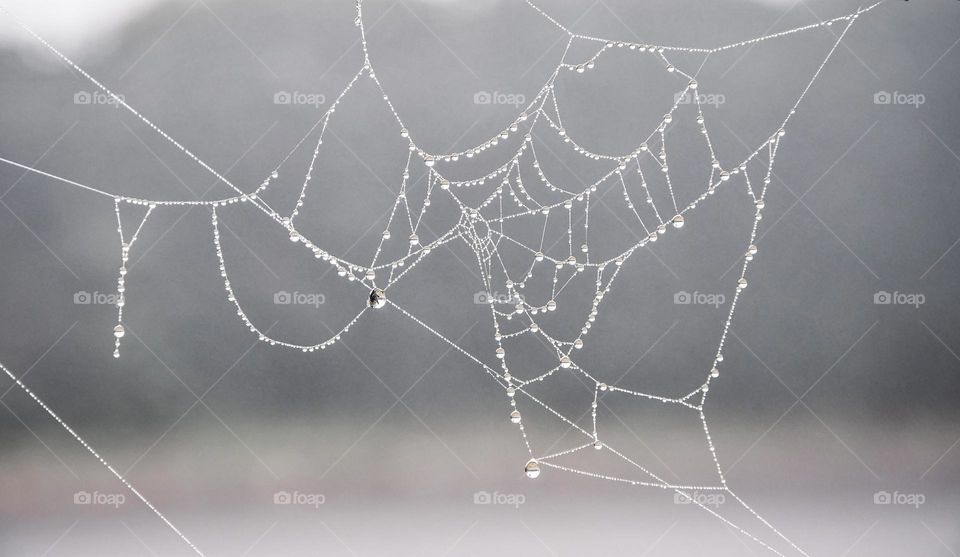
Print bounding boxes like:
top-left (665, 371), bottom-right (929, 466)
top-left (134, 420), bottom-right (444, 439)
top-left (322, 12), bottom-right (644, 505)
top-left (618, 171), bottom-right (651, 234)
top-left (728, 489), bottom-right (812, 557)
top-left (684, 497), bottom-right (789, 557)
top-left (541, 451), bottom-right (791, 557)
top-left (0, 360), bottom-right (204, 556)
top-left (610, 439), bottom-right (795, 557)
top-left (0, 154), bottom-right (271, 207)
top-left (523, 0), bottom-right (572, 35)
top-left (778, 5), bottom-right (871, 134)
top-left (541, 461), bottom-right (731, 493)
top-left (369, 152), bottom-right (412, 268)
top-left (538, 442), bottom-right (594, 462)
top-left (0, 156), bottom-right (115, 199)
top-left (385, 299), bottom-right (505, 385)
top-left (288, 116), bottom-right (331, 223)
top-left (0, 7), bottom-right (267, 208)
top-left (590, 438), bottom-right (675, 488)
top-left (539, 461), bottom-right (668, 489)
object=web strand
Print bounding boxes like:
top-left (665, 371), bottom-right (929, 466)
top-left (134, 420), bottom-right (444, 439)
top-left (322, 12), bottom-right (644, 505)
top-left (0, 361), bottom-right (204, 555)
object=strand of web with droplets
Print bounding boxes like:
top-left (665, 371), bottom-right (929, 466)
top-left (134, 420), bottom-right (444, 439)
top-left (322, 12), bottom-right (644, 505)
top-left (0, 360), bottom-right (205, 555)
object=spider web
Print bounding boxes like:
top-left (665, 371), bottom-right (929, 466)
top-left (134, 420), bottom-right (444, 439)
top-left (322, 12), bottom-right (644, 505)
top-left (0, 1), bottom-right (888, 555)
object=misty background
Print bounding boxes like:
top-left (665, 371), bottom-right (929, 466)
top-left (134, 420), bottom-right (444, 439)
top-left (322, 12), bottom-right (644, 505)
top-left (0, 0), bottom-right (958, 555)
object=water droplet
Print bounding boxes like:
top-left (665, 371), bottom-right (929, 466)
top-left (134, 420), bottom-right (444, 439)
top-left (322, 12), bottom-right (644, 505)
top-left (113, 324), bottom-right (125, 338)
top-left (559, 356), bottom-right (571, 368)
top-left (524, 459), bottom-right (541, 478)
top-left (408, 233), bottom-right (420, 246)
top-left (510, 410), bottom-right (522, 423)
top-left (672, 215), bottom-right (684, 228)
top-left (368, 288), bottom-right (386, 309)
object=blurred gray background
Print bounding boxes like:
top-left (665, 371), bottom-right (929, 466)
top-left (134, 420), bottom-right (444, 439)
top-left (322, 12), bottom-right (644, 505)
top-left (0, 0), bottom-right (958, 555)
